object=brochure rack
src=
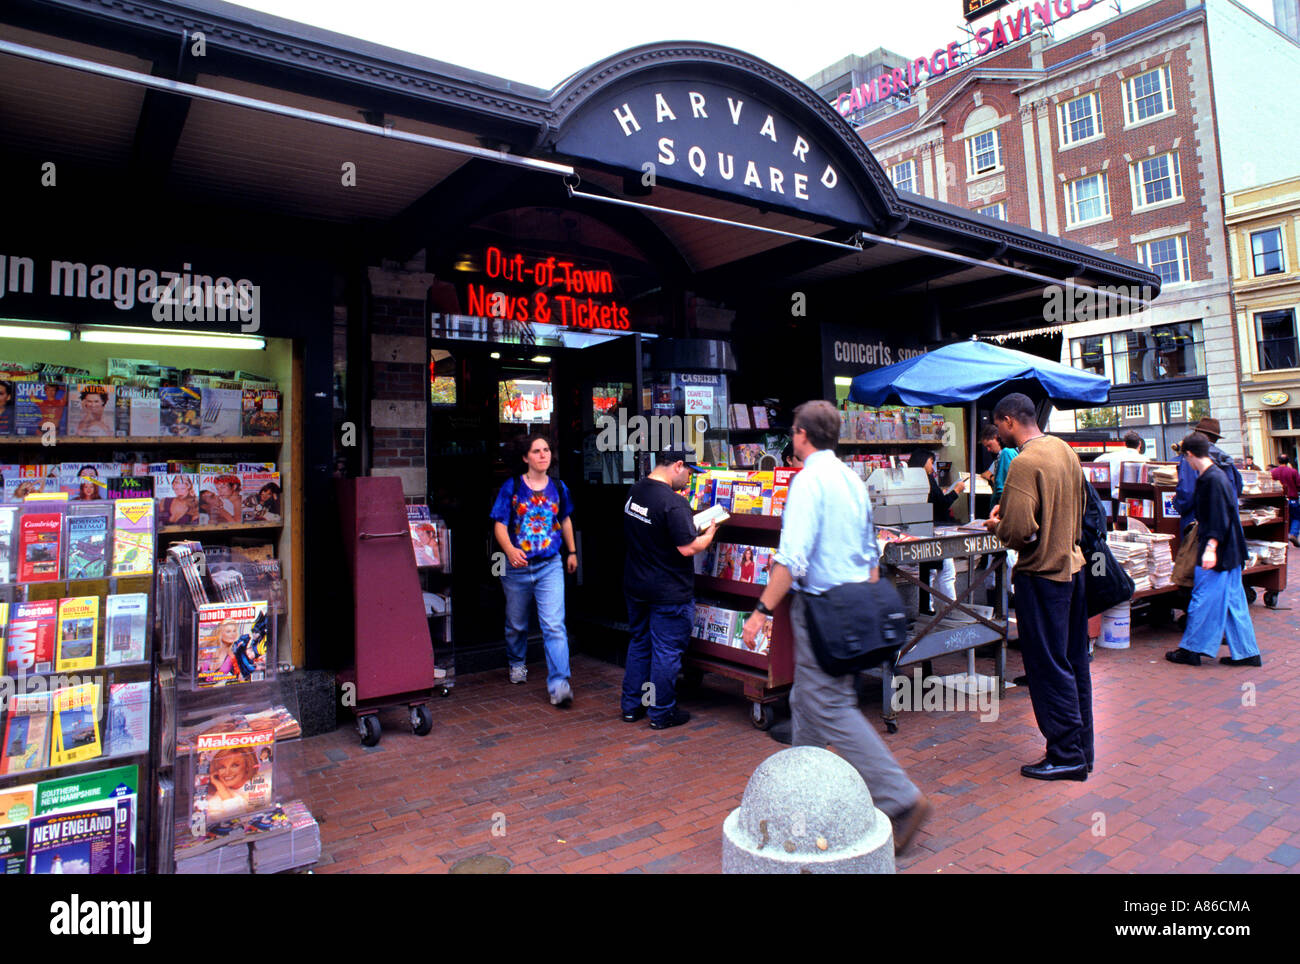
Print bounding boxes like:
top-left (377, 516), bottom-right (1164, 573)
top-left (0, 499), bottom-right (155, 874)
top-left (685, 515), bottom-right (793, 730)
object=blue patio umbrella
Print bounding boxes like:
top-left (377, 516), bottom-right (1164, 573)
top-left (849, 339), bottom-right (1111, 523)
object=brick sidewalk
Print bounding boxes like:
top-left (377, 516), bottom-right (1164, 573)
top-left (302, 561), bottom-right (1300, 873)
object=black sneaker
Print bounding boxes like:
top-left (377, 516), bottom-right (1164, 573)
top-left (649, 707), bottom-right (691, 730)
top-left (1219, 654), bottom-right (1263, 667)
top-left (621, 706), bottom-right (647, 722)
top-left (1165, 648), bottom-right (1202, 666)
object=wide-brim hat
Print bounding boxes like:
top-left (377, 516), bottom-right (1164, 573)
top-left (1192, 417), bottom-right (1222, 441)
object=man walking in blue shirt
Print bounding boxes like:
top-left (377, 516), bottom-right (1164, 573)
top-left (742, 400), bottom-right (929, 854)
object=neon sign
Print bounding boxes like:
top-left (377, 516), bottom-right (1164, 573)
top-left (464, 246), bottom-right (631, 330)
top-left (835, 0), bottom-right (1098, 117)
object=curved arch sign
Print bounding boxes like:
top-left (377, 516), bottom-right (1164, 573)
top-left (555, 79), bottom-right (875, 227)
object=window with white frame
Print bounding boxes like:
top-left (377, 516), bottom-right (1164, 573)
top-left (966, 129), bottom-right (1001, 178)
top-left (977, 201), bottom-right (1007, 220)
top-left (1123, 66), bottom-right (1175, 125)
top-left (1064, 172), bottom-right (1111, 227)
top-left (1168, 401), bottom-right (1183, 418)
top-left (891, 159), bottom-right (916, 193)
top-left (1251, 228), bottom-right (1285, 276)
top-left (1058, 92), bottom-right (1102, 146)
top-left (1124, 404), bottom-right (1146, 419)
top-left (1131, 152), bottom-right (1183, 209)
top-left (1138, 234), bottom-right (1191, 285)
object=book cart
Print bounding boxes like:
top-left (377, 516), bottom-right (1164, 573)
top-left (685, 514), bottom-right (792, 730)
top-left (0, 498), bottom-right (155, 874)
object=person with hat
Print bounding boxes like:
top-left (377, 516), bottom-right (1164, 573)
top-left (1172, 417), bottom-right (1242, 527)
top-left (620, 447), bottom-right (716, 729)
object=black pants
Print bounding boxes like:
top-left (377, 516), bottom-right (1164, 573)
top-left (1012, 569), bottom-right (1093, 767)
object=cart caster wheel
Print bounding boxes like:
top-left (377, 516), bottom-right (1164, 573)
top-left (1245, 587), bottom-right (1257, 605)
top-left (750, 702), bottom-right (775, 730)
top-left (358, 715), bottom-right (381, 747)
top-left (437, 686), bottom-right (452, 698)
top-left (1265, 591), bottom-right (1279, 608)
top-left (885, 720), bottom-right (899, 734)
top-left (411, 704), bottom-right (433, 736)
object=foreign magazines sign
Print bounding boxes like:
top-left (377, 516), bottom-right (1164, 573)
top-left (555, 79), bottom-right (872, 226)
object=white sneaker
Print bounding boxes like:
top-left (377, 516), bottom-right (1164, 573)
top-left (509, 665), bottom-right (528, 684)
top-left (549, 680), bottom-right (573, 707)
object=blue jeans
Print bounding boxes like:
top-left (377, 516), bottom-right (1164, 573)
top-left (502, 554), bottom-right (570, 693)
top-left (1180, 565), bottom-right (1259, 660)
top-left (621, 599), bottom-right (693, 724)
top-left (1288, 498), bottom-right (1299, 539)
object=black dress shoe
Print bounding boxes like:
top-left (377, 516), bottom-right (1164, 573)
top-left (1012, 675), bottom-right (1029, 686)
top-left (1165, 648), bottom-right (1202, 666)
top-left (768, 719), bottom-right (793, 745)
top-left (1219, 654), bottom-right (1263, 667)
top-left (649, 707), bottom-right (691, 730)
top-left (621, 706), bottom-right (647, 722)
top-left (1021, 760), bottom-right (1088, 781)
top-left (1029, 756), bottom-right (1093, 773)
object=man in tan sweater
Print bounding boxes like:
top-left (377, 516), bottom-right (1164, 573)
top-left (984, 393), bottom-right (1091, 782)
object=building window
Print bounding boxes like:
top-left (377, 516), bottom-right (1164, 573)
top-left (966, 129), bottom-right (1001, 178)
top-left (1168, 401), bottom-right (1183, 419)
top-left (1107, 321), bottom-right (1203, 383)
top-left (1064, 173), bottom-right (1111, 227)
top-left (1256, 309), bottom-right (1299, 370)
top-left (1138, 234), bottom-right (1191, 285)
top-left (1124, 404), bottom-right (1146, 419)
top-left (1072, 335), bottom-right (1107, 376)
top-left (1270, 409), bottom-right (1291, 432)
top-left (1131, 152), bottom-right (1183, 209)
top-left (1123, 66), bottom-right (1175, 125)
top-left (977, 201), bottom-right (1007, 220)
top-left (1058, 92), bottom-right (1102, 146)
top-left (1251, 228), bottom-right (1285, 276)
top-left (891, 160), bottom-right (916, 193)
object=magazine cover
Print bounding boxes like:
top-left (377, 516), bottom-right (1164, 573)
top-left (753, 548), bottom-right (773, 586)
top-left (107, 682), bottom-right (150, 756)
top-left (1, 693), bottom-right (52, 774)
top-left (115, 385), bottom-right (161, 436)
top-left (0, 785), bottom-right (35, 874)
top-left (199, 387), bottom-right (243, 436)
top-left (0, 505), bottom-right (14, 583)
top-left (49, 682), bottom-right (103, 767)
top-left (111, 498), bottom-right (155, 576)
top-left (154, 473), bottom-right (200, 527)
top-left (105, 593), bottom-right (149, 664)
top-left (65, 512), bottom-right (109, 579)
top-left (26, 801), bottom-right (118, 874)
top-left (59, 463), bottom-right (107, 501)
top-left (18, 510), bottom-right (63, 582)
top-left (159, 385), bottom-right (201, 436)
top-left (193, 727), bottom-right (275, 825)
top-left (6, 600), bottom-right (58, 675)
top-left (409, 519), bottom-right (442, 567)
top-left (705, 607), bottom-right (735, 646)
top-left (67, 384), bottom-right (114, 437)
top-left (13, 382), bottom-right (67, 437)
top-left (0, 380), bottom-right (14, 434)
top-left (239, 470), bottom-right (281, 523)
top-left (241, 387), bottom-right (282, 437)
top-left (34, 764), bottom-right (138, 875)
top-left (106, 475), bottom-right (153, 500)
top-left (196, 601), bottom-right (270, 687)
top-left (692, 604), bottom-right (709, 640)
top-left (733, 545), bottom-right (759, 583)
top-left (713, 543), bottom-right (737, 581)
top-left (732, 612), bottom-right (773, 655)
top-left (752, 405), bottom-right (770, 429)
top-left (199, 473), bottom-right (241, 524)
top-left (55, 596), bottom-right (99, 672)
top-left (730, 480), bottom-right (763, 514)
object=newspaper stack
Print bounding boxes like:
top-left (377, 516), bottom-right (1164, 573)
top-left (1143, 534), bottom-right (1175, 588)
top-left (1246, 541), bottom-right (1288, 567)
top-left (251, 800), bottom-right (321, 873)
top-left (1106, 536), bottom-right (1150, 592)
top-left (1148, 465), bottom-right (1179, 486)
top-left (176, 841), bottom-right (252, 874)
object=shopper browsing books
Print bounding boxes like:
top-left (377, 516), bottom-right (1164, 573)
top-left (489, 433), bottom-right (578, 708)
top-left (621, 447), bottom-right (715, 730)
top-left (909, 448), bottom-right (965, 615)
top-left (740, 401), bottom-right (930, 853)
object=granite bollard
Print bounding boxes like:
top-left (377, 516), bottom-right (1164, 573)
top-left (722, 746), bottom-right (895, 873)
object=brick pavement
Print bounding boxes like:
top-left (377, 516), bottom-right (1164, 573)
top-left (301, 559), bottom-right (1300, 873)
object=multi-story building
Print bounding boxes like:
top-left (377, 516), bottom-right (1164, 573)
top-left (1229, 175), bottom-right (1300, 466)
top-left (812, 0), bottom-right (1300, 460)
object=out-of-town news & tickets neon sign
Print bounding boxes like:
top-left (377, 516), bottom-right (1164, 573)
top-left (464, 246), bottom-right (631, 330)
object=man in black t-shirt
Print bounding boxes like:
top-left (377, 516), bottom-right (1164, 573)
top-left (621, 448), bottom-right (716, 729)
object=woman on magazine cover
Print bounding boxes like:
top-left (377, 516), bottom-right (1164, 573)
top-left (162, 474), bottom-right (198, 523)
top-left (738, 546), bottom-right (756, 583)
top-left (489, 433), bottom-right (577, 708)
top-left (204, 746), bottom-right (260, 818)
top-left (74, 465), bottom-right (103, 501)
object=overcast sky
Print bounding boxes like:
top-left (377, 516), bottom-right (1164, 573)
top-left (229, 0), bottom-right (1279, 90)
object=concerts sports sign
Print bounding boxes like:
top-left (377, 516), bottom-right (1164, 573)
top-left (556, 79), bottom-right (873, 226)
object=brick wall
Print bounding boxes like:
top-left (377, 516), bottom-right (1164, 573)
top-left (367, 269), bottom-right (431, 498)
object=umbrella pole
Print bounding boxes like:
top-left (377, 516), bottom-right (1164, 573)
top-left (969, 402), bottom-right (977, 524)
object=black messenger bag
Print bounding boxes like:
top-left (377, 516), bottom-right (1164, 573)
top-left (802, 576), bottom-right (910, 676)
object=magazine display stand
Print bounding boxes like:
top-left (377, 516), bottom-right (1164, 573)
top-left (685, 515), bottom-right (793, 730)
top-left (0, 499), bottom-right (155, 874)
top-left (155, 547), bottom-right (316, 873)
top-left (408, 505), bottom-right (455, 688)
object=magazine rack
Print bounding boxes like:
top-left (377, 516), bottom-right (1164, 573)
top-left (0, 499), bottom-right (155, 874)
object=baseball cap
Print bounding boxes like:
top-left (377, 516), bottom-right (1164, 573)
top-left (658, 447), bottom-right (705, 472)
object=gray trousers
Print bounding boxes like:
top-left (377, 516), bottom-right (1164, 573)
top-left (790, 593), bottom-right (920, 818)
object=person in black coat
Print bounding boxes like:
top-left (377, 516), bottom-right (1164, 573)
top-left (908, 449), bottom-right (966, 614)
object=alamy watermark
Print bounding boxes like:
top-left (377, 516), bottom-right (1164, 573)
top-left (595, 407), bottom-right (706, 456)
top-left (1042, 283), bottom-right (1157, 324)
top-left (890, 668), bottom-right (999, 722)
top-left (151, 279), bottom-right (260, 332)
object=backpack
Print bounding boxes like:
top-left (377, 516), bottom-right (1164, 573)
top-left (1078, 477), bottom-right (1135, 618)
top-left (1210, 447), bottom-right (1243, 498)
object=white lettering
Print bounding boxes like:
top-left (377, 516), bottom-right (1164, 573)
top-left (688, 146), bottom-right (707, 177)
top-left (727, 97), bottom-right (744, 125)
top-left (717, 152), bottom-right (735, 180)
top-left (655, 93), bottom-right (677, 123)
top-left (759, 114), bottom-right (778, 142)
top-left (743, 161), bottom-right (762, 188)
top-left (792, 136), bottom-right (810, 163)
top-left (613, 103), bottom-right (641, 137)
top-left (794, 172), bottom-right (809, 199)
top-left (769, 167), bottom-right (784, 194)
top-left (821, 165), bottom-right (838, 189)
top-left (657, 137), bottom-right (676, 165)
top-left (689, 91), bottom-right (707, 118)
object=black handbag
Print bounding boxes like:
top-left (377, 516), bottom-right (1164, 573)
top-left (802, 577), bottom-right (910, 676)
top-left (1079, 478), bottom-right (1135, 618)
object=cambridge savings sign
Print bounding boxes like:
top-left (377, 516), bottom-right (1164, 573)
top-left (555, 79), bottom-right (873, 226)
